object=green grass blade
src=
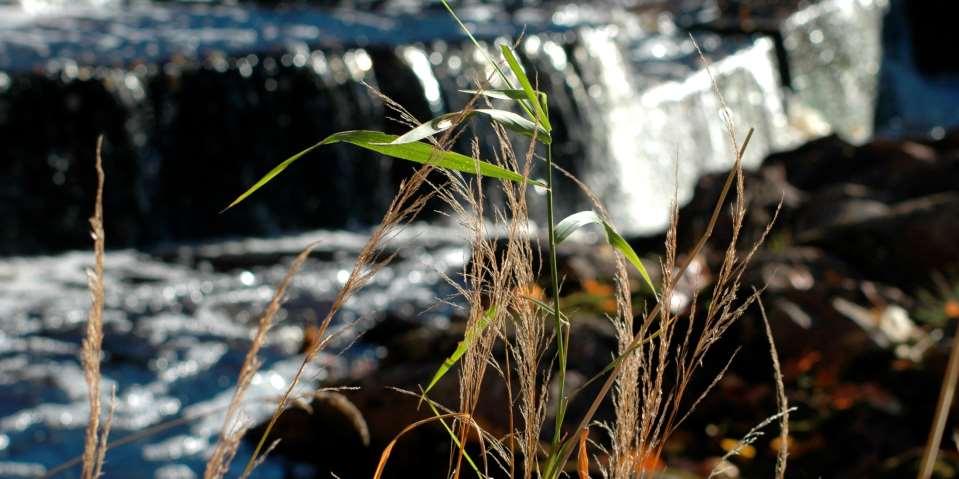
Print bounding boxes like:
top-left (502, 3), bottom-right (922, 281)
top-left (225, 131), bottom-right (544, 209)
top-left (554, 211), bottom-right (657, 294)
top-left (604, 223), bottom-right (656, 295)
top-left (222, 142), bottom-right (324, 211)
top-left (460, 88), bottom-right (524, 101)
top-left (322, 131), bottom-right (539, 185)
top-left (543, 434), bottom-right (577, 479)
top-left (438, 0), bottom-right (538, 126)
top-left (554, 210), bottom-right (601, 244)
top-left (499, 45), bottom-right (551, 132)
top-left (461, 89), bottom-right (549, 107)
top-left (420, 306), bottom-right (497, 401)
top-left (386, 112), bottom-right (464, 145)
top-left (386, 109), bottom-right (549, 145)
top-left (439, 0), bottom-right (508, 86)
top-left (475, 109), bottom-right (551, 144)
top-left (422, 398), bottom-right (485, 478)
top-left (524, 296), bottom-right (569, 325)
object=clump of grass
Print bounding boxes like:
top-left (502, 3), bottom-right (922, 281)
top-left (604, 120), bottom-right (776, 475)
top-left (433, 108), bottom-right (549, 479)
top-left (219, 6), bottom-right (787, 479)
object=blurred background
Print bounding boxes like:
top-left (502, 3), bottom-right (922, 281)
top-left (2, 0), bottom-right (959, 478)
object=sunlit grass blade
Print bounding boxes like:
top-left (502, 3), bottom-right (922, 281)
top-left (555, 211), bottom-right (657, 294)
top-left (224, 131), bottom-right (544, 210)
top-left (387, 109), bottom-right (550, 146)
top-left (461, 88), bottom-right (549, 107)
top-left (420, 306), bottom-right (496, 402)
top-left (438, 0), bottom-right (541, 132)
top-left (499, 44), bottom-right (551, 132)
top-left (325, 132), bottom-right (542, 183)
top-left (387, 112), bottom-right (463, 145)
top-left (460, 88), bottom-right (525, 101)
top-left (475, 109), bottom-right (551, 144)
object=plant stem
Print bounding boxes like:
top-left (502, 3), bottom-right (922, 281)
top-left (918, 326), bottom-right (959, 479)
top-left (545, 142), bottom-right (568, 452)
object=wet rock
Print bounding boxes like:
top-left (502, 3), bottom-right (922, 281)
top-left (793, 183), bottom-right (890, 233)
top-left (762, 134), bottom-right (859, 191)
top-left (246, 391), bottom-right (370, 478)
top-left (738, 247), bottom-right (902, 363)
top-left (675, 130), bottom-right (959, 292)
top-left (765, 134), bottom-right (959, 203)
top-left (803, 193), bottom-right (959, 288)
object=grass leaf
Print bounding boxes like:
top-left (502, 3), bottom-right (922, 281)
top-left (373, 413), bottom-right (484, 479)
top-left (387, 112), bottom-right (463, 145)
top-left (475, 109), bottom-right (551, 144)
top-left (323, 131), bottom-right (538, 184)
top-left (222, 142), bottom-right (324, 211)
top-left (524, 296), bottom-right (570, 325)
top-left (225, 131), bottom-right (543, 210)
top-left (422, 397), bottom-right (485, 478)
top-left (460, 88), bottom-right (525, 101)
top-left (420, 306), bottom-right (497, 401)
top-left (387, 109), bottom-right (549, 146)
top-left (499, 45), bottom-right (551, 132)
top-left (555, 211), bottom-right (657, 294)
top-left (461, 89), bottom-right (549, 108)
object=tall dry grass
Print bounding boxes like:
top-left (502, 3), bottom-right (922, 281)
top-left (438, 120), bottom-right (549, 479)
top-left (601, 132), bottom-right (779, 477)
top-left (204, 245), bottom-right (318, 479)
top-left (80, 135), bottom-right (115, 479)
top-left (346, 31), bottom-right (790, 477)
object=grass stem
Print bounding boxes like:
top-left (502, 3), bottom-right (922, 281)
top-left (544, 140), bottom-right (569, 473)
top-left (918, 326), bottom-right (959, 479)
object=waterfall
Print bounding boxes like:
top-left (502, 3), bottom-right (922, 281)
top-left (0, 0), bottom-right (892, 253)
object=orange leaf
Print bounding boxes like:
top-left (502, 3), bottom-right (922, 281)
top-left (582, 279), bottom-right (613, 297)
top-left (578, 427), bottom-right (590, 479)
top-left (945, 299), bottom-right (959, 319)
top-left (518, 283), bottom-right (546, 302)
top-left (634, 451), bottom-right (666, 472)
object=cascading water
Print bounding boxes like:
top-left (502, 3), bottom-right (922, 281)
top-left (0, 0), bottom-right (892, 252)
